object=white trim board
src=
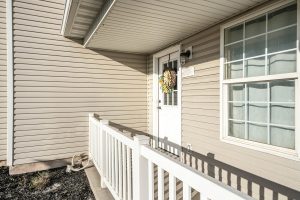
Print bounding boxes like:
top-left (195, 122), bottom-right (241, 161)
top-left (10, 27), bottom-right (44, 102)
top-left (83, 0), bottom-right (117, 47)
top-left (219, 0), bottom-right (300, 160)
top-left (6, 0), bottom-right (14, 166)
top-left (60, 0), bottom-right (81, 36)
top-left (152, 44), bottom-right (181, 145)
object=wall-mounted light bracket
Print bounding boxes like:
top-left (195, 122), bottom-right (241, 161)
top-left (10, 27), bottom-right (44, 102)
top-left (180, 46), bottom-right (192, 65)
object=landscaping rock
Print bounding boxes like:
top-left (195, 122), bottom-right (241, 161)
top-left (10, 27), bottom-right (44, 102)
top-left (0, 166), bottom-right (95, 200)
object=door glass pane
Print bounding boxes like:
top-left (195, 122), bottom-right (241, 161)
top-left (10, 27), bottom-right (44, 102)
top-left (248, 83), bottom-right (267, 102)
top-left (248, 123), bottom-right (268, 144)
top-left (267, 26), bottom-right (296, 53)
top-left (173, 60), bottom-right (178, 90)
top-left (270, 80), bottom-right (295, 102)
top-left (248, 103), bottom-right (268, 123)
top-left (245, 56), bottom-right (265, 77)
top-left (228, 120), bottom-right (245, 139)
top-left (173, 60), bottom-right (178, 71)
top-left (173, 91), bottom-right (177, 106)
top-left (168, 61), bottom-right (173, 68)
top-left (271, 103), bottom-right (295, 126)
top-left (245, 35), bottom-right (265, 58)
top-left (245, 15), bottom-right (266, 38)
top-left (229, 84), bottom-right (245, 101)
top-left (225, 42), bottom-right (243, 62)
top-left (268, 4), bottom-right (297, 31)
top-left (226, 61), bottom-right (243, 79)
top-left (163, 63), bottom-right (168, 70)
top-left (225, 24), bottom-right (243, 44)
top-left (229, 103), bottom-right (244, 120)
top-left (270, 126), bottom-right (295, 149)
top-left (268, 50), bottom-right (297, 75)
top-left (164, 93), bottom-right (167, 105)
top-left (168, 93), bottom-right (172, 105)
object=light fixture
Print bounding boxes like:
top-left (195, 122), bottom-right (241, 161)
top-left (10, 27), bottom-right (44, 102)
top-left (180, 50), bottom-right (191, 58)
top-left (180, 46), bottom-right (192, 65)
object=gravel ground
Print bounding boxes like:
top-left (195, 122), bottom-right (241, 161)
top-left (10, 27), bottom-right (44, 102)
top-left (0, 166), bottom-right (95, 200)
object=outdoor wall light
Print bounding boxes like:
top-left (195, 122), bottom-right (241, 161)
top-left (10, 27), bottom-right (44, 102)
top-left (180, 50), bottom-right (191, 58)
top-left (180, 46), bottom-right (192, 65)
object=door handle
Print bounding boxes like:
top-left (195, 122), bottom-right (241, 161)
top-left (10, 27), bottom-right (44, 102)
top-left (157, 106), bottom-right (161, 109)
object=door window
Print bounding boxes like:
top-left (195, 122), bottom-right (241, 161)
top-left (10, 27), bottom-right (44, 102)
top-left (162, 60), bottom-right (178, 106)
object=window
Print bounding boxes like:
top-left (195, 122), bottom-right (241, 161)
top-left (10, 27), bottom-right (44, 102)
top-left (221, 2), bottom-right (299, 158)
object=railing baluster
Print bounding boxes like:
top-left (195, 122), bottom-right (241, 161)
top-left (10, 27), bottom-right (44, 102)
top-left (122, 144), bottom-right (127, 200)
top-left (157, 166), bottom-right (164, 200)
top-left (96, 125), bottom-right (100, 167)
top-left (112, 137), bottom-right (115, 189)
top-left (169, 173), bottom-right (176, 200)
top-left (127, 146), bottom-right (132, 200)
top-left (183, 183), bottom-right (191, 200)
top-left (109, 134), bottom-right (112, 184)
top-left (118, 140), bottom-right (122, 197)
top-left (100, 121), bottom-right (108, 188)
top-left (89, 114), bottom-right (92, 157)
top-left (105, 130), bottom-right (109, 181)
top-left (148, 161), bottom-right (154, 200)
top-left (115, 138), bottom-right (119, 194)
top-left (92, 124), bottom-right (95, 159)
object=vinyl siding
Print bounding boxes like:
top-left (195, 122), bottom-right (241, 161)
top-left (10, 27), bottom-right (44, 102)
top-left (0, 0), bottom-right (7, 162)
top-left (12, 0), bottom-right (147, 165)
top-left (147, 2), bottom-right (300, 197)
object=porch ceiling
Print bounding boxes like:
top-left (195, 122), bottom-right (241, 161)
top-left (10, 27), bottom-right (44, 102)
top-left (62, 0), bottom-right (267, 54)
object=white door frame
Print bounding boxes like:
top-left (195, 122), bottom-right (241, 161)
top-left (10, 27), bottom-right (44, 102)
top-left (152, 44), bottom-right (182, 146)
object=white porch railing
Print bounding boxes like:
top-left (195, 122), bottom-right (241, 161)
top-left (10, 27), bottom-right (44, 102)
top-left (89, 113), bottom-right (253, 200)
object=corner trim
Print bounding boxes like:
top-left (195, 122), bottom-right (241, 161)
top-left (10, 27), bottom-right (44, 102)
top-left (6, 0), bottom-right (14, 166)
top-left (83, 0), bottom-right (117, 47)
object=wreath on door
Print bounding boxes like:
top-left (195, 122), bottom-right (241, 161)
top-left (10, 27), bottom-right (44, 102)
top-left (159, 69), bottom-right (176, 94)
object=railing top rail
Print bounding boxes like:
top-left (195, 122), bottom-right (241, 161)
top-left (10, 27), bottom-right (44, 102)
top-left (141, 145), bottom-right (254, 200)
top-left (89, 115), bottom-right (135, 149)
top-left (102, 124), bottom-right (135, 148)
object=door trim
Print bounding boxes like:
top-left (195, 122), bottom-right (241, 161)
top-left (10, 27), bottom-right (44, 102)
top-left (152, 44), bottom-right (182, 146)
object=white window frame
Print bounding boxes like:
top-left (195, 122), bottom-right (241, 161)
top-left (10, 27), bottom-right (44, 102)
top-left (220, 0), bottom-right (300, 160)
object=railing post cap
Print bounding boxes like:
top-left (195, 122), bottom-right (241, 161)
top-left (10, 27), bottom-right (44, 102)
top-left (133, 135), bottom-right (150, 143)
top-left (100, 120), bottom-right (109, 125)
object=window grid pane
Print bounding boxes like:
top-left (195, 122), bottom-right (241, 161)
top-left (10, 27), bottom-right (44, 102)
top-left (224, 3), bottom-right (297, 80)
top-left (228, 80), bottom-right (295, 149)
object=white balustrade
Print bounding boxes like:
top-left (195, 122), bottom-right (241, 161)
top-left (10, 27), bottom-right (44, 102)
top-left (89, 113), bottom-right (253, 200)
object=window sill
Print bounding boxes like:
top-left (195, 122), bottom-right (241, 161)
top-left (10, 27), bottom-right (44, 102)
top-left (221, 136), bottom-right (300, 161)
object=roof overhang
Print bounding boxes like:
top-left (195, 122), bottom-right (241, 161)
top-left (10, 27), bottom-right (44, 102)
top-left (61, 0), bottom-right (267, 54)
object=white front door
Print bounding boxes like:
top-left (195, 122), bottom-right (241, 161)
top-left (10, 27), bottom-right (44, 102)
top-left (157, 51), bottom-right (181, 149)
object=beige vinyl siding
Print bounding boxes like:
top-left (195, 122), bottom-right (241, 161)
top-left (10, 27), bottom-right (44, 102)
top-left (0, 0), bottom-right (6, 162)
top-left (12, 0), bottom-right (147, 165)
top-left (148, 5), bottom-right (300, 198)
